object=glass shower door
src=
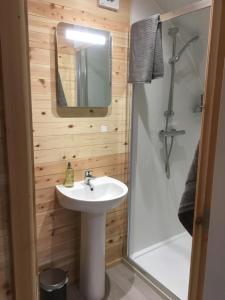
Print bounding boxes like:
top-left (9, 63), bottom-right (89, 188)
top-left (128, 6), bottom-right (210, 300)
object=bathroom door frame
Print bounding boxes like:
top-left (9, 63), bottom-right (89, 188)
top-left (0, 0), bottom-right (38, 300)
top-left (188, 0), bottom-right (225, 299)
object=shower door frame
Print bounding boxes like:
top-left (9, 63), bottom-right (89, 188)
top-left (125, 1), bottom-right (225, 300)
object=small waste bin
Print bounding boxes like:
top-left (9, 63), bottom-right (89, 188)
top-left (39, 268), bottom-right (68, 300)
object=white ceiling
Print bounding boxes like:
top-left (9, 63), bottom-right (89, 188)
top-left (155, 0), bottom-right (197, 13)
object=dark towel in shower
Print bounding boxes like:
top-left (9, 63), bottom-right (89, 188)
top-left (128, 14), bottom-right (164, 83)
top-left (178, 145), bottom-right (199, 236)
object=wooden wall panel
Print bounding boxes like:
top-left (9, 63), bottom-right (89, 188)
top-left (28, 0), bottom-right (130, 283)
top-left (0, 45), bottom-right (13, 299)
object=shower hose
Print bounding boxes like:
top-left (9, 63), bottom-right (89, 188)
top-left (164, 135), bottom-right (174, 179)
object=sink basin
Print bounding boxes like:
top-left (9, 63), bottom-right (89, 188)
top-left (56, 176), bottom-right (128, 214)
top-left (56, 176), bottom-right (128, 300)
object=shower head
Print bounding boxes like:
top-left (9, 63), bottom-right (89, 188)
top-left (175, 35), bottom-right (199, 61)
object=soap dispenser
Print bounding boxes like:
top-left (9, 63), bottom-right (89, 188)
top-left (64, 162), bottom-right (74, 187)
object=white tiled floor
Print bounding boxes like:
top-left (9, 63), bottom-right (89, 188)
top-left (132, 233), bottom-right (192, 300)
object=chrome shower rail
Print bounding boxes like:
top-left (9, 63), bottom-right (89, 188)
top-left (160, 27), bottom-right (198, 178)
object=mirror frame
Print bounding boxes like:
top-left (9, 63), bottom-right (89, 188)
top-left (55, 22), bottom-right (113, 117)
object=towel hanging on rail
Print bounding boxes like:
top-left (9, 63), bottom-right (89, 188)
top-left (128, 14), bottom-right (164, 84)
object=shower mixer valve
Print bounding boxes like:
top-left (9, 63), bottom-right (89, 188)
top-left (159, 128), bottom-right (186, 179)
top-left (159, 128), bottom-right (186, 139)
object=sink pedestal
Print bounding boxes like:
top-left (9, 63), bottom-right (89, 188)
top-left (56, 176), bottom-right (128, 299)
top-left (80, 212), bottom-right (106, 300)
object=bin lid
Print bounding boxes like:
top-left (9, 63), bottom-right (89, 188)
top-left (40, 268), bottom-right (68, 292)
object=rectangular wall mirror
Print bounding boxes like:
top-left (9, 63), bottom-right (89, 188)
top-left (56, 22), bottom-right (112, 108)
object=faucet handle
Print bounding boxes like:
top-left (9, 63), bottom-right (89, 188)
top-left (84, 170), bottom-right (93, 177)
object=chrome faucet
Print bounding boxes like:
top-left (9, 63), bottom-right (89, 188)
top-left (84, 170), bottom-right (96, 191)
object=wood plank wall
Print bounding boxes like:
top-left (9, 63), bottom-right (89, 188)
top-left (0, 44), bottom-right (13, 299)
top-left (27, 0), bottom-right (131, 282)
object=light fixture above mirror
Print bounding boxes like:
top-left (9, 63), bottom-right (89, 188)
top-left (65, 29), bottom-right (106, 46)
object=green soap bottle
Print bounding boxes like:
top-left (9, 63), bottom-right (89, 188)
top-left (64, 162), bottom-right (74, 187)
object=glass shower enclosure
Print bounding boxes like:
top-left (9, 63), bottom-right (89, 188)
top-left (127, 4), bottom-right (211, 300)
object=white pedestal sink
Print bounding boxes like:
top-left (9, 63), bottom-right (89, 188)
top-left (56, 176), bottom-right (128, 300)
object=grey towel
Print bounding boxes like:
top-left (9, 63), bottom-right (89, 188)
top-left (129, 14), bottom-right (164, 83)
top-left (178, 145), bottom-right (199, 236)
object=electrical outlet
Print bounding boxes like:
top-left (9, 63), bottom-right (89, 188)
top-left (98, 0), bottom-right (120, 11)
